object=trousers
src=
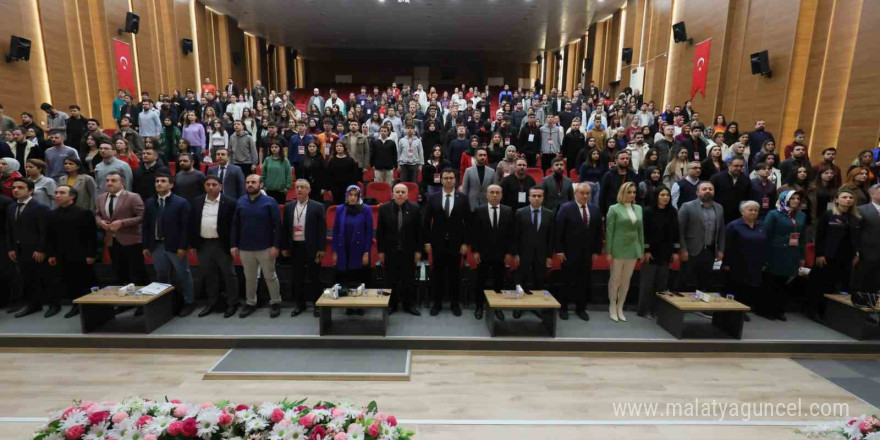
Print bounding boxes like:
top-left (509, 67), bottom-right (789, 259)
top-left (239, 249), bottom-right (282, 306)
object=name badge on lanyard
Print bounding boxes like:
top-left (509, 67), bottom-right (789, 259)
top-left (762, 196), bottom-right (770, 210)
top-left (298, 144), bottom-right (305, 155)
top-left (789, 232), bottom-right (800, 247)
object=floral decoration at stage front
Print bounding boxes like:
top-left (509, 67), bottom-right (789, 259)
top-left (798, 414), bottom-right (880, 439)
top-left (31, 397), bottom-right (414, 440)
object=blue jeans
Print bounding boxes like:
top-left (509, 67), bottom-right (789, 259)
top-left (152, 243), bottom-right (194, 304)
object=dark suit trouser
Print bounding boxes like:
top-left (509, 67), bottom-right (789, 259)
top-left (563, 253), bottom-right (593, 311)
top-left (109, 238), bottom-right (149, 286)
top-left (385, 249), bottom-right (416, 309)
top-left (17, 254), bottom-right (48, 306)
top-left (0, 244), bottom-right (13, 305)
top-left (852, 258), bottom-right (880, 292)
top-left (289, 241), bottom-right (319, 308)
top-left (56, 261), bottom-right (97, 302)
top-left (431, 249), bottom-right (461, 307)
top-left (517, 257), bottom-right (546, 291)
top-left (678, 247), bottom-right (715, 292)
top-left (477, 258), bottom-right (506, 309)
top-left (199, 240), bottom-right (239, 307)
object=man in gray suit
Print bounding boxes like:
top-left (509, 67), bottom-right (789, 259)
top-left (460, 148), bottom-right (495, 211)
top-left (206, 148), bottom-right (246, 200)
top-left (855, 183), bottom-right (880, 292)
top-left (539, 157), bottom-right (574, 211)
top-left (677, 181), bottom-right (725, 292)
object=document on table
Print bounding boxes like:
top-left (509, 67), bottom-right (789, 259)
top-left (137, 283), bottom-right (172, 295)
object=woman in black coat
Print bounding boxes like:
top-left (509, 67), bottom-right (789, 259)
top-left (301, 141), bottom-right (327, 201)
top-left (326, 141), bottom-right (361, 205)
top-left (637, 185), bottom-right (679, 317)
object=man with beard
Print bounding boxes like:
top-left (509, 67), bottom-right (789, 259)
top-left (540, 157), bottom-right (574, 211)
top-left (173, 153), bottom-right (206, 202)
top-left (46, 185), bottom-right (98, 318)
top-left (677, 182), bottom-right (725, 292)
top-left (500, 158), bottom-right (536, 211)
top-left (561, 118), bottom-right (586, 172)
top-left (710, 157), bottom-right (752, 224)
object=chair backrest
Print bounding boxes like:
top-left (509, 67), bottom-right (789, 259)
top-left (569, 168), bottom-right (579, 182)
top-left (168, 161), bottom-right (177, 176)
top-left (326, 205), bottom-right (338, 231)
top-left (363, 167), bottom-right (375, 182)
top-left (403, 182), bottom-right (419, 202)
top-left (526, 167), bottom-right (543, 183)
top-left (366, 181), bottom-right (392, 204)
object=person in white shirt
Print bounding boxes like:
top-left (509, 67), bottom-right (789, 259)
top-left (192, 176), bottom-right (239, 318)
top-left (626, 133), bottom-right (650, 171)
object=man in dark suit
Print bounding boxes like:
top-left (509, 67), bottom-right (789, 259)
top-left (281, 179), bottom-right (326, 317)
top-left (422, 169), bottom-right (471, 316)
top-left (6, 178), bottom-right (51, 317)
top-left (46, 185), bottom-right (97, 318)
top-left (710, 157), bottom-right (751, 225)
top-left (677, 181), bottom-right (725, 292)
top-left (471, 184), bottom-right (514, 320)
top-left (555, 182), bottom-right (601, 321)
top-left (377, 183), bottom-right (422, 316)
top-left (855, 184), bottom-right (880, 292)
top-left (206, 148), bottom-right (246, 200)
top-left (189, 176), bottom-right (239, 318)
top-left (512, 187), bottom-right (555, 319)
top-left (142, 172), bottom-right (195, 316)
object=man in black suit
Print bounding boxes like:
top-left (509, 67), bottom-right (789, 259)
top-left (512, 187), bottom-right (555, 319)
top-left (281, 179), bottom-right (326, 317)
top-left (472, 184), bottom-right (514, 320)
top-left (5, 178), bottom-right (51, 318)
top-left (46, 185), bottom-right (97, 318)
top-left (377, 183), bottom-right (422, 316)
top-left (854, 184), bottom-right (880, 292)
top-left (189, 176), bottom-right (239, 318)
top-left (710, 156), bottom-right (751, 224)
top-left (422, 169), bottom-right (471, 316)
top-left (554, 182), bottom-right (601, 321)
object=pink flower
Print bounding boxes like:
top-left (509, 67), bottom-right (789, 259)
top-left (218, 413), bottom-right (233, 426)
top-left (278, 419), bottom-right (292, 427)
top-left (87, 411), bottom-right (110, 425)
top-left (860, 420), bottom-right (876, 434)
top-left (310, 425), bottom-right (326, 440)
top-left (375, 413), bottom-right (387, 423)
top-left (386, 415), bottom-right (397, 427)
top-left (334, 433), bottom-right (348, 440)
top-left (367, 422), bottom-right (380, 438)
top-left (173, 405), bottom-right (189, 418)
top-left (331, 408), bottom-right (346, 419)
top-left (298, 414), bottom-right (315, 428)
top-left (200, 402), bottom-right (214, 409)
top-left (61, 407), bottom-right (76, 419)
top-left (65, 425), bottom-right (85, 439)
top-left (101, 401), bottom-right (117, 406)
top-left (136, 415), bottom-right (153, 428)
top-left (144, 435), bottom-right (158, 440)
top-left (170, 399), bottom-right (182, 404)
top-left (235, 404), bottom-right (250, 412)
top-left (111, 412), bottom-right (128, 424)
top-left (78, 402), bottom-right (97, 410)
top-left (271, 408), bottom-right (285, 423)
top-left (294, 405), bottom-right (308, 413)
top-left (314, 404), bottom-right (328, 410)
top-left (181, 417), bottom-right (198, 438)
top-left (167, 421), bottom-right (183, 436)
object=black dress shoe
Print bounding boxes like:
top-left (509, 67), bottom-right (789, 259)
top-left (44, 305), bottom-right (61, 318)
top-left (63, 305), bottom-right (80, 319)
top-left (224, 305), bottom-right (239, 318)
top-left (576, 310), bottom-right (590, 321)
top-left (405, 306), bottom-right (421, 316)
top-left (559, 309), bottom-right (569, 320)
top-left (429, 304), bottom-right (441, 316)
top-left (6, 304), bottom-right (22, 314)
top-left (178, 304), bottom-right (195, 317)
top-left (451, 303), bottom-right (462, 316)
top-left (239, 304), bottom-right (256, 318)
top-left (198, 304), bottom-right (215, 317)
top-left (513, 310), bottom-right (523, 319)
top-left (494, 310), bottom-right (505, 321)
top-left (743, 314), bottom-right (752, 322)
top-left (291, 305), bottom-right (305, 317)
top-left (270, 304), bottom-right (281, 318)
top-left (474, 307), bottom-right (484, 320)
top-left (14, 304), bottom-right (41, 318)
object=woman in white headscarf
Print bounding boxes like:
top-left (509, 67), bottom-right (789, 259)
top-left (0, 157), bottom-right (22, 198)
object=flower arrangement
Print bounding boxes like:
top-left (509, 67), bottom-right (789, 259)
top-left (797, 414), bottom-right (880, 439)
top-left (31, 397), bottom-right (414, 440)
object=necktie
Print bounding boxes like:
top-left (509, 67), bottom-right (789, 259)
top-left (397, 204), bottom-right (403, 232)
top-left (533, 209), bottom-right (539, 231)
top-left (492, 206), bottom-right (498, 229)
top-left (581, 204), bottom-right (589, 227)
top-left (108, 194), bottom-right (116, 217)
top-left (15, 203), bottom-right (24, 221)
top-left (444, 194), bottom-right (451, 218)
top-left (219, 166), bottom-right (226, 184)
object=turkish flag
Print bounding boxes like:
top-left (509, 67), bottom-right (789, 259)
top-left (113, 39), bottom-right (136, 95)
top-left (690, 39), bottom-right (711, 99)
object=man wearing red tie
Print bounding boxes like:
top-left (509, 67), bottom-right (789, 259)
top-left (554, 182), bottom-right (601, 321)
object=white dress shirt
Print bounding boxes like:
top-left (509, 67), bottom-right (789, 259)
top-left (200, 196), bottom-right (220, 238)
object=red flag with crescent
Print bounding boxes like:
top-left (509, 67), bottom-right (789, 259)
top-left (114, 39), bottom-right (136, 95)
top-left (691, 39), bottom-right (711, 99)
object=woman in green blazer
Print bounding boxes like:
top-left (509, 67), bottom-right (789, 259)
top-left (763, 189), bottom-right (807, 321)
top-left (605, 181), bottom-right (645, 322)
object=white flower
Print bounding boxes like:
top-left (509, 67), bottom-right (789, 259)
top-left (348, 430), bottom-right (364, 440)
top-left (268, 422), bottom-right (299, 440)
top-left (84, 421), bottom-right (110, 440)
top-left (310, 409), bottom-right (330, 423)
top-left (109, 418), bottom-right (136, 439)
top-left (197, 408), bottom-right (221, 438)
top-left (236, 409), bottom-right (257, 424)
top-left (121, 430), bottom-right (145, 440)
top-left (286, 424), bottom-right (308, 440)
top-left (143, 415), bottom-right (175, 435)
top-left (245, 416), bottom-right (268, 433)
top-left (380, 422), bottom-right (398, 440)
top-left (153, 402), bottom-right (176, 416)
top-left (42, 433), bottom-right (64, 440)
top-left (60, 410), bottom-right (88, 430)
top-left (257, 402), bottom-right (279, 418)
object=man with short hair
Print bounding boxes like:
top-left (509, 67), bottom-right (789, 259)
top-left (20, 112), bottom-right (44, 140)
top-left (173, 153), bottom-right (206, 202)
top-left (672, 161), bottom-right (702, 209)
top-left (512, 187), bottom-right (554, 310)
top-left (376, 183), bottom-right (422, 316)
top-left (471, 184), bottom-right (514, 321)
top-left (96, 172), bottom-right (148, 288)
top-left (326, 89), bottom-right (346, 115)
top-left (0, 103), bottom-right (16, 132)
top-left (779, 144), bottom-right (811, 184)
top-left (207, 148), bottom-right (246, 199)
top-left (653, 124), bottom-right (679, 170)
top-left (540, 157), bottom-right (574, 211)
top-left (116, 115), bottom-right (145, 154)
top-left (65, 105), bottom-right (88, 150)
top-left (45, 185), bottom-right (97, 318)
top-left (9, 127), bottom-right (42, 163)
top-left (626, 132), bottom-right (649, 171)
top-left (711, 156), bottom-right (751, 224)
top-left (677, 182), bottom-right (725, 292)
top-left (747, 120), bottom-right (775, 154)
top-left (232, 174), bottom-right (282, 318)
top-left (286, 121), bottom-right (314, 176)
top-left (680, 123), bottom-right (707, 162)
top-left (344, 120), bottom-right (370, 171)
top-left (750, 162), bottom-right (777, 220)
top-left (555, 182), bottom-right (601, 321)
top-left (40, 103), bottom-right (69, 140)
top-left (422, 169), bottom-right (470, 316)
top-left (370, 126), bottom-right (397, 183)
top-left (599, 150), bottom-right (637, 216)
top-left (281, 179), bottom-right (326, 317)
top-left (94, 142), bottom-right (133, 192)
top-left (138, 99), bottom-right (162, 137)
top-left (500, 158), bottom-right (536, 210)
top-left (132, 147), bottom-right (170, 200)
top-left (201, 77), bottom-right (217, 97)
top-left (813, 147), bottom-right (841, 186)
top-left (190, 176), bottom-right (239, 318)
top-left (44, 131), bottom-right (79, 179)
top-left (6, 178), bottom-right (51, 318)
top-left (461, 148), bottom-right (495, 211)
top-left (309, 88), bottom-right (325, 114)
top-left (397, 125), bottom-right (423, 183)
top-left (854, 184), bottom-right (880, 293)
top-left (228, 120), bottom-right (258, 176)
top-left (561, 118), bottom-right (586, 172)
top-left (783, 129), bottom-right (808, 160)
top-left (539, 115), bottom-right (563, 173)
top-left (142, 173), bottom-right (195, 317)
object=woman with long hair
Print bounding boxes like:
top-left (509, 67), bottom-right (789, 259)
top-left (202, 106), bottom-right (217, 126)
top-left (605, 182), bottom-right (645, 322)
top-left (241, 107), bottom-right (257, 136)
top-left (175, 138), bottom-right (201, 170)
top-left (301, 141), bottom-right (326, 201)
top-left (327, 141), bottom-right (361, 205)
top-left (701, 145), bottom-right (726, 180)
top-left (851, 149), bottom-right (879, 184)
top-left (422, 145), bottom-right (451, 197)
top-left (723, 122), bottom-right (740, 150)
top-left (638, 185), bottom-right (678, 318)
top-left (82, 134), bottom-right (102, 176)
top-left (807, 189), bottom-right (860, 320)
top-left (839, 166), bottom-right (871, 206)
top-left (663, 147), bottom-right (690, 186)
top-left (713, 114), bottom-right (727, 135)
top-left (807, 165), bottom-right (840, 227)
top-left (114, 137), bottom-right (139, 170)
top-left (57, 157), bottom-right (97, 211)
top-left (208, 119), bottom-right (229, 159)
top-left (181, 111), bottom-right (205, 156)
top-left (637, 166), bottom-right (663, 207)
top-left (260, 140), bottom-right (292, 205)
top-left (750, 139), bottom-right (776, 170)
top-left (575, 136), bottom-right (599, 171)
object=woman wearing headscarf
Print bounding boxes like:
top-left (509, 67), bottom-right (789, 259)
top-left (763, 190), bottom-right (807, 321)
top-left (494, 145), bottom-right (519, 183)
top-left (56, 157), bottom-right (97, 212)
top-left (332, 185), bottom-right (374, 315)
top-left (0, 157), bottom-right (22, 197)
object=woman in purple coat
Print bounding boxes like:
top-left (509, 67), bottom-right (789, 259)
top-left (332, 185), bottom-right (374, 315)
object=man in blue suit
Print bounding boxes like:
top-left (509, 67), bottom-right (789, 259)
top-left (281, 179), bottom-right (327, 317)
top-left (142, 172), bottom-right (195, 317)
top-left (206, 148), bottom-right (246, 200)
top-left (555, 182), bottom-right (602, 321)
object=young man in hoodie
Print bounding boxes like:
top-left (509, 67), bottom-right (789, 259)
top-left (228, 120), bottom-right (258, 175)
top-left (539, 115), bottom-right (563, 173)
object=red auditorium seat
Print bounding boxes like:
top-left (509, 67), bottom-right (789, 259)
top-left (366, 181), bottom-right (391, 204)
top-left (363, 167), bottom-right (375, 182)
top-left (526, 167), bottom-right (544, 184)
top-left (569, 169), bottom-right (579, 181)
top-left (326, 205), bottom-right (338, 230)
top-left (403, 182), bottom-right (419, 202)
top-left (168, 161), bottom-right (176, 176)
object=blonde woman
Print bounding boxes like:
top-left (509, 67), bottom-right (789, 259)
top-left (663, 147), bottom-right (690, 186)
top-left (605, 181), bottom-right (645, 322)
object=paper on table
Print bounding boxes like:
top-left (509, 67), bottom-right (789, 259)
top-left (137, 282), bottom-right (171, 295)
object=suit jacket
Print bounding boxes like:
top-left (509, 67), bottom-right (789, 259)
top-left (513, 205), bottom-right (555, 262)
top-left (189, 194), bottom-right (236, 252)
top-left (46, 205), bottom-right (97, 262)
top-left (709, 171), bottom-right (752, 224)
top-left (605, 203), bottom-right (646, 259)
top-left (95, 190), bottom-right (145, 246)
top-left (858, 204), bottom-right (880, 261)
top-left (6, 198), bottom-right (49, 256)
top-left (331, 204), bottom-right (373, 271)
top-left (677, 199), bottom-right (726, 255)
top-left (281, 199), bottom-right (327, 259)
top-left (376, 201), bottom-right (422, 256)
top-left (142, 193), bottom-right (190, 252)
top-left (0, 194), bottom-right (11, 249)
top-left (461, 165), bottom-right (495, 210)
top-left (554, 201), bottom-right (601, 258)
top-left (540, 174), bottom-right (574, 211)
top-left (422, 190), bottom-right (470, 252)
top-left (207, 163), bottom-right (246, 200)
top-left (471, 203), bottom-right (514, 261)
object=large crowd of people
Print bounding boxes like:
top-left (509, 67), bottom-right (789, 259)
top-left (1, 77), bottom-right (878, 325)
